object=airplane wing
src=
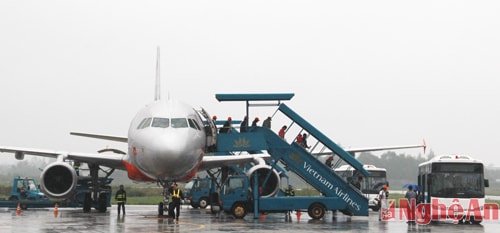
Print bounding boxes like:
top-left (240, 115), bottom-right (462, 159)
top-left (70, 132), bottom-right (128, 143)
top-left (0, 146), bottom-right (126, 170)
top-left (199, 154), bottom-right (271, 171)
top-left (344, 143), bottom-right (426, 155)
top-left (312, 140), bottom-right (426, 157)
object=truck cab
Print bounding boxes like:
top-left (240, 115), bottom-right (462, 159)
top-left (184, 177), bottom-right (217, 209)
top-left (8, 177), bottom-right (48, 201)
top-left (219, 175), bottom-right (252, 217)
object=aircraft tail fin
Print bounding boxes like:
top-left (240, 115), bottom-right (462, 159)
top-left (154, 46), bottom-right (161, 101)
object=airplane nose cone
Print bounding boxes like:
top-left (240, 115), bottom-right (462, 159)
top-left (150, 136), bottom-right (186, 160)
top-left (137, 132), bottom-right (202, 179)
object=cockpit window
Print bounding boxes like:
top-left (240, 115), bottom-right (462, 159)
top-left (137, 117), bottom-right (152, 129)
top-left (152, 118), bottom-right (169, 128)
top-left (171, 118), bottom-right (188, 128)
top-left (188, 118), bottom-right (201, 130)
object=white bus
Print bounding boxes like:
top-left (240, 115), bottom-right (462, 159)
top-left (418, 155), bottom-right (489, 224)
top-left (334, 164), bottom-right (388, 211)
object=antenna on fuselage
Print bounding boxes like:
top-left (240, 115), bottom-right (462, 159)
top-left (155, 46), bottom-right (161, 101)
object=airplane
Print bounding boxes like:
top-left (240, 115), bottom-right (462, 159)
top-left (0, 48), bottom-right (274, 214)
top-left (0, 48), bottom-right (426, 214)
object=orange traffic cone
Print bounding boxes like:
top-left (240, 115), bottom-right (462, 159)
top-left (16, 202), bottom-right (21, 216)
top-left (260, 212), bottom-right (266, 221)
top-left (53, 203), bottom-right (59, 217)
top-left (296, 210), bottom-right (301, 222)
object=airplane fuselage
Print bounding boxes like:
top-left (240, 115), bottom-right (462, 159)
top-left (124, 99), bottom-right (206, 182)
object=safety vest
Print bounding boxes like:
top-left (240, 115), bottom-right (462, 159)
top-left (116, 190), bottom-right (126, 203)
top-left (172, 189), bottom-right (181, 198)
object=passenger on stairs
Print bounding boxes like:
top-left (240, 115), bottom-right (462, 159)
top-left (262, 116), bottom-right (272, 128)
top-left (251, 117), bottom-right (260, 127)
top-left (301, 133), bottom-right (310, 149)
top-left (296, 133), bottom-right (303, 145)
top-left (325, 155), bottom-right (333, 168)
top-left (278, 125), bottom-right (287, 139)
top-left (220, 117), bottom-right (232, 133)
top-left (240, 116), bottom-right (248, 132)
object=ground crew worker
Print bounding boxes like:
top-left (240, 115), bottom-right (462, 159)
top-left (378, 185), bottom-right (388, 221)
top-left (73, 161), bottom-right (81, 176)
top-left (115, 184), bottom-right (127, 215)
top-left (171, 183), bottom-right (183, 221)
top-left (284, 185), bottom-right (295, 196)
top-left (284, 185), bottom-right (295, 220)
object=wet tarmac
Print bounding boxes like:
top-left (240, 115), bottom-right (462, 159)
top-left (0, 205), bottom-right (497, 233)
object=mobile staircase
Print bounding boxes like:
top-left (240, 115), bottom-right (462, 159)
top-left (215, 93), bottom-right (369, 217)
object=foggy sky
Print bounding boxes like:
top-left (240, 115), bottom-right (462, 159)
top-left (1, 1), bottom-right (499, 167)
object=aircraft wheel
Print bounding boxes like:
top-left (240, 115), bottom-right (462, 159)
top-left (158, 202), bottom-right (164, 216)
top-left (232, 203), bottom-right (247, 219)
top-left (199, 197), bottom-right (209, 209)
top-left (308, 202), bottom-right (325, 220)
top-left (83, 193), bottom-right (92, 213)
top-left (97, 193), bottom-right (107, 213)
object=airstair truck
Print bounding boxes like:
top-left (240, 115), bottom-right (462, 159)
top-left (219, 173), bottom-right (348, 220)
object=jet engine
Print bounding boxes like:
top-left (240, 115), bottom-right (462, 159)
top-left (40, 162), bottom-right (78, 199)
top-left (246, 163), bottom-right (281, 197)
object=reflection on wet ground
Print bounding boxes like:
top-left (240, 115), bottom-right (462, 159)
top-left (0, 206), bottom-right (496, 232)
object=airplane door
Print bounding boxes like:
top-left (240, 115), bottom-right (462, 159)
top-left (198, 108), bottom-right (217, 150)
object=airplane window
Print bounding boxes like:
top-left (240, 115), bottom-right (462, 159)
top-left (195, 121), bottom-right (203, 130)
top-left (152, 118), bottom-right (170, 128)
top-left (171, 118), bottom-right (188, 128)
top-left (188, 119), bottom-right (201, 130)
top-left (193, 119), bottom-right (203, 130)
top-left (137, 117), bottom-right (152, 129)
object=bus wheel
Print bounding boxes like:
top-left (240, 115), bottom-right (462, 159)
top-left (232, 203), bottom-right (247, 219)
top-left (471, 216), bottom-right (482, 224)
top-left (308, 203), bottom-right (325, 220)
